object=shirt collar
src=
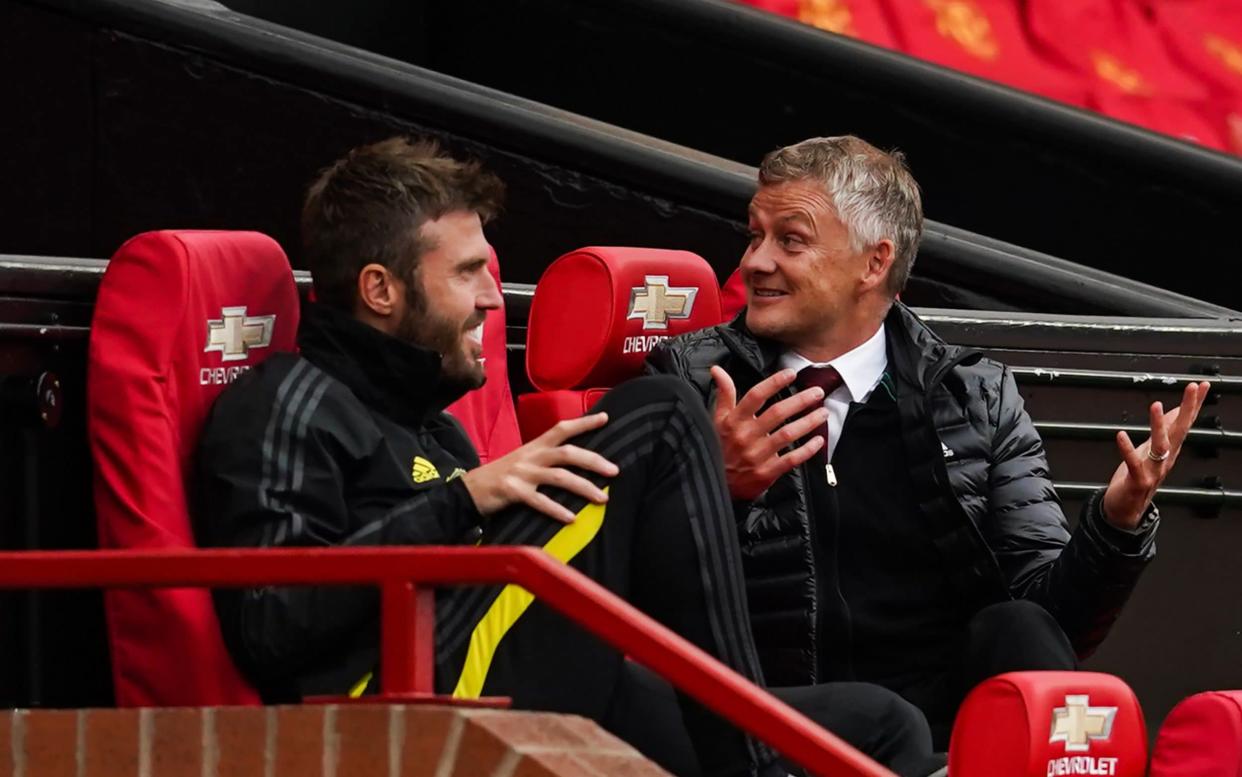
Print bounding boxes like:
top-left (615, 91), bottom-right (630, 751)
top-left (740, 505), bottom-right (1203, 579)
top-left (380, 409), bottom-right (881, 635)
top-left (779, 323), bottom-right (888, 403)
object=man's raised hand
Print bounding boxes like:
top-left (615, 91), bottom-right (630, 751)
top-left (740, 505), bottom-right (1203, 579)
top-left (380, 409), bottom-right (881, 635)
top-left (461, 412), bottom-right (620, 524)
top-left (711, 366), bottom-right (828, 502)
top-left (1102, 381), bottom-right (1211, 530)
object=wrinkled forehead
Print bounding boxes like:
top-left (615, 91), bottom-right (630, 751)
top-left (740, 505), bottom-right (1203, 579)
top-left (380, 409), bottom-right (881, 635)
top-left (748, 180), bottom-right (838, 225)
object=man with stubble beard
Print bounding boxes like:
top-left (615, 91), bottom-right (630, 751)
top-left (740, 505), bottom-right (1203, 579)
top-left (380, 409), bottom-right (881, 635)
top-left (192, 137), bottom-right (947, 777)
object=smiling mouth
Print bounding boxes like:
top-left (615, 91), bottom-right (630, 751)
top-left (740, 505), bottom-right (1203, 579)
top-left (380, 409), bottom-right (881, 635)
top-left (464, 323), bottom-right (486, 363)
top-left (752, 288), bottom-right (788, 298)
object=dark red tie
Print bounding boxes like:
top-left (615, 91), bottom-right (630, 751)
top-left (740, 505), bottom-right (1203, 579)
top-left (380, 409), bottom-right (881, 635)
top-left (794, 365), bottom-right (843, 463)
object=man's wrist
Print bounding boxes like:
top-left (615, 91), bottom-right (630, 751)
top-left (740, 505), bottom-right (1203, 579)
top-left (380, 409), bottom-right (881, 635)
top-left (1122, 501), bottom-right (1160, 535)
top-left (459, 469), bottom-right (494, 517)
top-left (1088, 490), bottom-right (1158, 555)
top-left (1100, 483), bottom-right (1154, 531)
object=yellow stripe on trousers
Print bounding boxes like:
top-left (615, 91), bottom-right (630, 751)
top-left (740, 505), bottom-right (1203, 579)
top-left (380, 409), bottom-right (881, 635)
top-left (451, 490), bottom-right (608, 699)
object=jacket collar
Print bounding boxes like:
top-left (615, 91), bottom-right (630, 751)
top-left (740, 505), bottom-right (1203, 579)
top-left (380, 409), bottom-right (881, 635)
top-left (884, 302), bottom-right (981, 396)
top-left (296, 302), bottom-right (465, 427)
top-left (719, 313), bottom-right (786, 376)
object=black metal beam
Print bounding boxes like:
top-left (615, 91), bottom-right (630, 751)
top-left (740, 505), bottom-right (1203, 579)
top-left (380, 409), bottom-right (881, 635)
top-left (1056, 482), bottom-right (1242, 511)
top-left (7, 0), bottom-right (1236, 319)
top-left (1036, 422), bottom-right (1242, 449)
top-left (1015, 367), bottom-right (1242, 392)
top-left (397, 0), bottom-right (1242, 308)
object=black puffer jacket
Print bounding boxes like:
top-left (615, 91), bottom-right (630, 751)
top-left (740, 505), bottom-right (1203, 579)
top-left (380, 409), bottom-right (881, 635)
top-left (647, 303), bottom-right (1156, 686)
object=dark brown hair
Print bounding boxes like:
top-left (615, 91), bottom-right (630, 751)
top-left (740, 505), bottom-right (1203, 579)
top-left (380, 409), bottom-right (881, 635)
top-left (300, 137), bottom-right (505, 310)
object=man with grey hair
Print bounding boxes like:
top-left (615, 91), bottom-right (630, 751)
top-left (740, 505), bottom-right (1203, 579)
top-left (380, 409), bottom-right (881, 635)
top-left (648, 135), bottom-right (1209, 744)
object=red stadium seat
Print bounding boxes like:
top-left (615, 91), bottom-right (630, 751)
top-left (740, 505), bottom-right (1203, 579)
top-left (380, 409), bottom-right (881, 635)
top-left (1146, 0), bottom-right (1242, 155)
top-left (1146, 1), bottom-right (1242, 97)
top-left (1024, 0), bottom-right (1227, 150)
top-left (1149, 690), bottom-right (1242, 776)
top-left (949, 671), bottom-right (1147, 777)
top-left (445, 248), bottom-right (522, 464)
top-left (88, 230), bottom-right (299, 706)
top-left (877, 0), bottom-right (1087, 105)
top-left (518, 247), bottom-right (722, 441)
top-left (735, 0), bottom-right (900, 49)
top-left (722, 269), bottom-right (746, 321)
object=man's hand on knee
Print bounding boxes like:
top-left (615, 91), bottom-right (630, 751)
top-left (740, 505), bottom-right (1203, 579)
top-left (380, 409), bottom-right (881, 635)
top-left (461, 413), bottom-right (620, 523)
top-left (710, 366), bottom-right (828, 502)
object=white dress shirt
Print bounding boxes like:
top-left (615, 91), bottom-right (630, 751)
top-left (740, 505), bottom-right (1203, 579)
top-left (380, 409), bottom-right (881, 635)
top-left (779, 323), bottom-right (888, 462)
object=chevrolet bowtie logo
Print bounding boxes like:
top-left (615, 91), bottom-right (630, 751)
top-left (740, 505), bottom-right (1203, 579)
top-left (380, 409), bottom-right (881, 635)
top-left (627, 275), bottom-right (698, 331)
top-left (205, 306), bottom-right (276, 362)
top-left (1050, 695), bottom-right (1117, 752)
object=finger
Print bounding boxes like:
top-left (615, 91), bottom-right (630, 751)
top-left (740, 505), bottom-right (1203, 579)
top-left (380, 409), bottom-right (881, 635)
top-left (545, 444), bottom-right (620, 477)
top-left (774, 435), bottom-right (826, 473)
top-left (1169, 381), bottom-right (1209, 448)
top-left (755, 387), bottom-right (827, 434)
top-left (542, 412), bottom-right (609, 444)
top-left (734, 368), bottom-right (798, 417)
top-left (540, 467), bottom-right (609, 505)
top-left (1161, 406), bottom-right (1183, 451)
top-left (1115, 430), bottom-right (1144, 479)
top-left (711, 366), bottom-right (738, 422)
top-left (1148, 401), bottom-right (1170, 460)
top-left (762, 407), bottom-right (830, 452)
top-left (522, 490), bottom-right (578, 524)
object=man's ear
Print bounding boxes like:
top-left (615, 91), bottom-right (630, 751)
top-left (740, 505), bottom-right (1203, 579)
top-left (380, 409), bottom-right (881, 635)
top-left (861, 239), bottom-right (897, 293)
top-left (356, 263), bottom-right (403, 318)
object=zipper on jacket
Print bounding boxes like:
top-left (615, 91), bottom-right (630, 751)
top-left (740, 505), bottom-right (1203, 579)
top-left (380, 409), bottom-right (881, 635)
top-left (832, 408), bottom-right (856, 679)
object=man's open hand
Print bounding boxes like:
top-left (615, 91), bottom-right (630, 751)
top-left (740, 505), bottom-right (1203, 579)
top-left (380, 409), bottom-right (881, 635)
top-left (711, 366), bottom-right (828, 502)
top-left (462, 413), bottom-right (619, 523)
top-left (1102, 381), bottom-right (1211, 530)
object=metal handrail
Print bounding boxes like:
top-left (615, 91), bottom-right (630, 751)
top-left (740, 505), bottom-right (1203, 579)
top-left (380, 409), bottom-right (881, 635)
top-left (1035, 422), bottom-right (1242, 449)
top-left (1055, 482), bottom-right (1242, 509)
top-left (1014, 367), bottom-right (1242, 392)
top-left (0, 546), bottom-right (893, 777)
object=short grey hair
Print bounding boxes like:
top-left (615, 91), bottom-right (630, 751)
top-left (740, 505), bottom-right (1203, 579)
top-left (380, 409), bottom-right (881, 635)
top-left (759, 136), bottom-right (923, 294)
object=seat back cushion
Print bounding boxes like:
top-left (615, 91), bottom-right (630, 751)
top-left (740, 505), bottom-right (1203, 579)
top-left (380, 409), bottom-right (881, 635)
top-left (89, 230), bottom-right (298, 705)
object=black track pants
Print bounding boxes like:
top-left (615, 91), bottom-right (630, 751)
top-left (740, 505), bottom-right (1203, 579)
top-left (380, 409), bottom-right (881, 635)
top-left (434, 376), bottom-right (935, 777)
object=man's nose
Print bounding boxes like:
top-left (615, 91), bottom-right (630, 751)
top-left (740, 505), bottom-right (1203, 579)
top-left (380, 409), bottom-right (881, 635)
top-left (740, 243), bottom-right (777, 275)
top-left (479, 272), bottom-right (503, 310)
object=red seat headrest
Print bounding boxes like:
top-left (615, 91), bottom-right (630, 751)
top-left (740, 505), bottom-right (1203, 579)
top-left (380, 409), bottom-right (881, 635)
top-left (1150, 690), bottom-right (1242, 776)
top-left (949, 671), bottom-right (1147, 777)
top-left (722, 268), bottom-right (746, 322)
top-left (526, 247), bottom-right (722, 391)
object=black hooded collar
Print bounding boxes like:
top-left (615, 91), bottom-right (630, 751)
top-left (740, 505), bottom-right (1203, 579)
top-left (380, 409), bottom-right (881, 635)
top-left (296, 302), bottom-right (467, 427)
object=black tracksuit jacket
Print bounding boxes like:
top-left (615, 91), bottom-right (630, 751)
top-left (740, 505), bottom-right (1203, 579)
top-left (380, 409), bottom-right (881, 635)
top-left (193, 303), bottom-right (483, 698)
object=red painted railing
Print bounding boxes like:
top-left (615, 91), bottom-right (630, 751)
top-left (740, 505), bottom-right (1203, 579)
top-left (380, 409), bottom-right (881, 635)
top-left (0, 546), bottom-right (895, 777)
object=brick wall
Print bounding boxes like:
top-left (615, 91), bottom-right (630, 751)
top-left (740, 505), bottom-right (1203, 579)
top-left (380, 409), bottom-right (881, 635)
top-left (0, 704), bottom-right (671, 776)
